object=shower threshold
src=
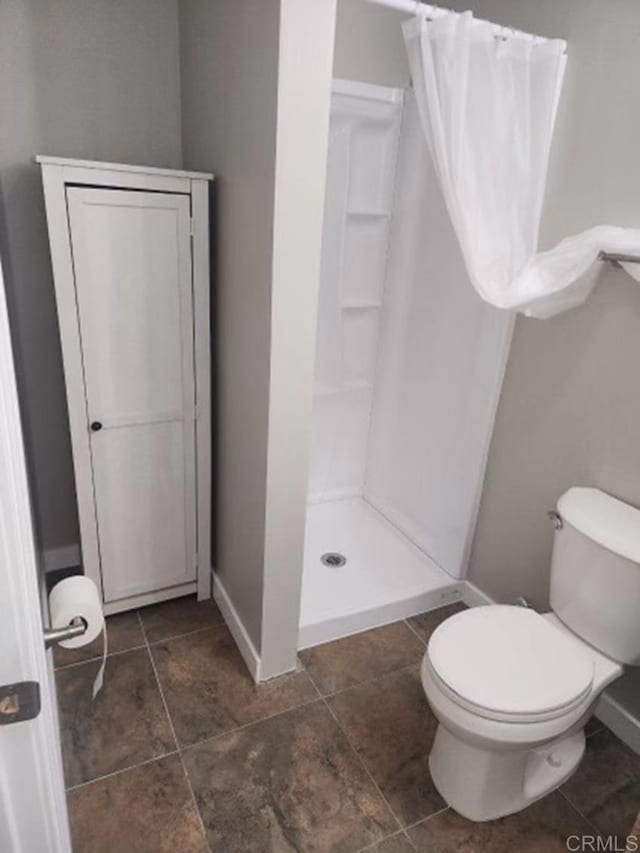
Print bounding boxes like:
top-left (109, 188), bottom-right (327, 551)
top-left (299, 497), bottom-right (462, 649)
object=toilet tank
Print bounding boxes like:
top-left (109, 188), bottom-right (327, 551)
top-left (550, 487), bottom-right (640, 665)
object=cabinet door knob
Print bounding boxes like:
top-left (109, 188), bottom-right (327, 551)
top-left (90, 421), bottom-right (102, 432)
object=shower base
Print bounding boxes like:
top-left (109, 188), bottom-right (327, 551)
top-left (299, 497), bottom-right (462, 649)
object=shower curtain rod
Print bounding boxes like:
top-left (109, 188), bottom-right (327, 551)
top-left (600, 251), bottom-right (640, 265)
top-left (363, 0), bottom-right (565, 48)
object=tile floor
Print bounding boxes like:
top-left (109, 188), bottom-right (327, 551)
top-left (55, 598), bottom-right (640, 852)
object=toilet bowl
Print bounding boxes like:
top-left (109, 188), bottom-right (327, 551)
top-left (421, 606), bottom-right (621, 820)
top-left (421, 487), bottom-right (640, 822)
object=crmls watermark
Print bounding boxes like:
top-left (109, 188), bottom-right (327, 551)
top-left (566, 836), bottom-right (639, 852)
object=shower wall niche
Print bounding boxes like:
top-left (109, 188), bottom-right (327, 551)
top-left (300, 79), bottom-right (513, 648)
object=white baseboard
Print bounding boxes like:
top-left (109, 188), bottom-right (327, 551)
top-left (212, 571), bottom-right (261, 682)
top-left (103, 582), bottom-right (197, 616)
top-left (42, 544), bottom-right (81, 573)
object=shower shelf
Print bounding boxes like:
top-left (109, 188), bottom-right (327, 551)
top-left (346, 209), bottom-right (391, 218)
top-left (314, 380), bottom-right (372, 397)
top-left (341, 300), bottom-right (382, 310)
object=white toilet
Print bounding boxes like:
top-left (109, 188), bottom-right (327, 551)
top-left (421, 486), bottom-right (640, 822)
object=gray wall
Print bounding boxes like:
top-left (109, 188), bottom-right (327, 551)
top-left (446, 0), bottom-right (640, 607)
top-left (333, 0), bottom-right (408, 88)
top-left (179, 0), bottom-right (281, 649)
top-left (0, 0), bottom-right (182, 559)
top-left (179, 0), bottom-right (336, 675)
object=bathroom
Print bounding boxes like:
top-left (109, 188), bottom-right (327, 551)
top-left (1, 0), bottom-right (640, 851)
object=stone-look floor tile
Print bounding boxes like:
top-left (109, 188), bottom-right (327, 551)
top-left (584, 780), bottom-right (640, 845)
top-left (56, 648), bottom-right (175, 787)
top-left (151, 624), bottom-right (318, 746)
top-left (328, 665), bottom-right (444, 827)
top-left (183, 701), bottom-right (397, 852)
top-left (365, 831), bottom-right (416, 852)
top-left (406, 603), bottom-right (467, 645)
top-left (408, 793), bottom-right (594, 853)
top-left (139, 594), bottom-right (223, 643)
top-left (561, 728), bottom-right (640, 838)
top-left (54, 611), bottom-right (144, 668)
top-left (68, 754), bottom-right (208, 853)
top-left (299, 621), bottom-right (425, 695)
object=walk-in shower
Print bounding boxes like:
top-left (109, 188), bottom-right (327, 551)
top-left (299, 79), bottom-right (513, 648)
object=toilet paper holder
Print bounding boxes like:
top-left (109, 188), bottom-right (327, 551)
top-left (43, 616), bottom-right (88, 649)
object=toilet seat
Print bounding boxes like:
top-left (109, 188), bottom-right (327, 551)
top-left (427, 606), bottom-right (595, 723)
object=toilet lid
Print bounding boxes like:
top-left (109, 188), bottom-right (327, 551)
top-left (428, 606), bottom-right (594, 720)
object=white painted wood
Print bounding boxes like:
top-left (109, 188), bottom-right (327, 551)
top-left (36, 154), bottom-right (212, 180)
top-left (66, 189), bottom-right (192, 421)
top-left (102, 581), bottom-right (197, 616)
top-left (0, 259), bottom-right (70, 851)
top-left (66, 187), bottom-right (195, 603)
top-left (40, 159), bottom-right (212, 609)
top-left (212, 572), bottom-right (261, 681)
top-left (190, 179), bottom-right (212, 601)
top-left (40, 164), bottom-right (104, 598)
top-left (62, 165), bottom-right (191, 194)
top-left (91, 421), bottom-right (193, 600)
top-left (92, 410), bottom-right (184, 430)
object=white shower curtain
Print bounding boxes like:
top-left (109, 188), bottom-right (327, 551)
top-left (403, 12), bottom-right (640, 318)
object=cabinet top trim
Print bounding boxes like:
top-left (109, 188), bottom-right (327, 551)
top-left (35, 155), bottom-right (213, 181)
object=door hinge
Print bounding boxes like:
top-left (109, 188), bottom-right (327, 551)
top-left (0, 681), bottom-right (41, 725)
top-left (189, 217), bottom-right (195, 237)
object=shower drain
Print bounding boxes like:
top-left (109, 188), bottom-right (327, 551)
top-left (321, 552), bottom-right (347, 568)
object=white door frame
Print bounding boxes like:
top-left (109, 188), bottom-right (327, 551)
top-left (37, 157), bottom-right (213, 613)
top-left (0, 260), bottom-right (71, 851)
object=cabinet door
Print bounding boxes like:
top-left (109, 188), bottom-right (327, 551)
top-left (66, 187), bottom-right (195, 602)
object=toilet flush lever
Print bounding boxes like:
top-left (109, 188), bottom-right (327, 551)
top-left (547, 511), bottom-right (563, 530)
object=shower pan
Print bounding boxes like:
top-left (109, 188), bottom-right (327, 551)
top-left (299, 79), bottom-right (513, 648)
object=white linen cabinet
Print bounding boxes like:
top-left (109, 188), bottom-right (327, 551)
top-left (38, 157), bottom-right (212, 614)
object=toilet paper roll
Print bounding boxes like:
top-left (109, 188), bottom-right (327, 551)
top-left (49, 575), bottom-right (107, 698)
top-left (49, 575), bottom-right (104, 648)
